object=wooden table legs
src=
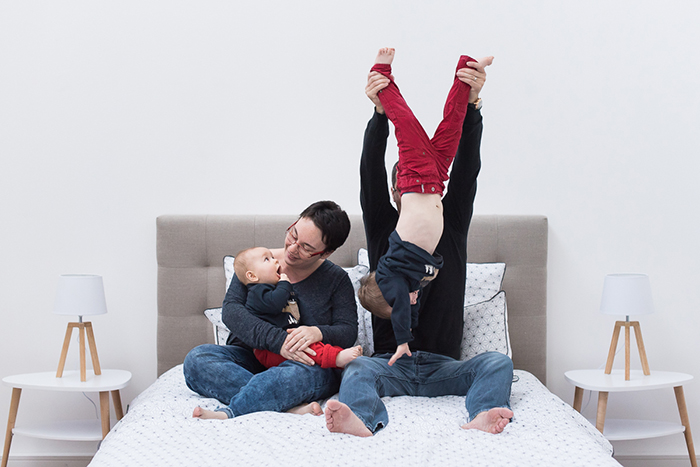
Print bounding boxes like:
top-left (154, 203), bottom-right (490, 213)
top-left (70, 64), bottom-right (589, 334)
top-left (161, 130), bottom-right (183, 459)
top-left (98, 390), bottom-right (125, 438)
top-left (674, 386), bottom-right (698, 467)
top-left (1, 388), bottom-right (21, 467)
top-left (572, 384), bottom-right (697, 467)
top-left (3, 387), bottom-right (124, 466)
top-left (596, 391), bottom-right (609, 433)
top-left (111, 390), bottom-right (124, 419)
top-left (571, 385), bottom-right (608, 433)
top-left (573, 386), bottom-right (584, 412)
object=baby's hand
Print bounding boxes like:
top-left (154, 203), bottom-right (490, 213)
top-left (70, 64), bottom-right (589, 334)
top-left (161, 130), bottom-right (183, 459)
top-left (279, 273), bottom-right (289, 282)
top-left (388, 343), bottom-right (412, 366)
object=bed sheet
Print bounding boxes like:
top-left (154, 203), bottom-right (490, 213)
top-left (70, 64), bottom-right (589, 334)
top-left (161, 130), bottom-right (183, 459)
top-left (89, 367), bottom-right (619, 467)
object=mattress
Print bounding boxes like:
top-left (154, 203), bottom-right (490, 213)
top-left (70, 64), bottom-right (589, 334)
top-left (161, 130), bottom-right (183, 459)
top-left (89, 366), bottom-right (619, 467)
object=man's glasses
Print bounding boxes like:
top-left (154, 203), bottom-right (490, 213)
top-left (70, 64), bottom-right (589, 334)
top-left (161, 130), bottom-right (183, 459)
top-left (285, 221), bottom-right (326, 258)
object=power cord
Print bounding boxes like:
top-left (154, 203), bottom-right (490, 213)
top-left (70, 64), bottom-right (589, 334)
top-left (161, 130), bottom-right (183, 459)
top-left (82, 392), bottom-right (100, 419)
top-left (579, 344), bottom-right (623, 413)
top-left (70, 332), bottom-right (100, 419)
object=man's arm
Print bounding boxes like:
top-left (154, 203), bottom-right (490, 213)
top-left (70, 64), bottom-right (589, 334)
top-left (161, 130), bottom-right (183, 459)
top-left (441, 108), bottom-right (482, 232)
top-left (222, 275), bottom-right (288, 353)
top-left (442, 58), bottom-right (492, 233)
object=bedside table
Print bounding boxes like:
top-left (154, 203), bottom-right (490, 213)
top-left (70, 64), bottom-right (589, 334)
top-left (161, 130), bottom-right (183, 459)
top-left (2, 369), bottom-right (131, 467)
top-left (565, 369), bottom-right (696, 467)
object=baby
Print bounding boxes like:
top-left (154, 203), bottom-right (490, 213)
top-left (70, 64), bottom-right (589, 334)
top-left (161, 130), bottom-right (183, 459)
top-left (358, 48), bottom-right (474, 366)
top-left (234, 246), bottom-right (362, 369)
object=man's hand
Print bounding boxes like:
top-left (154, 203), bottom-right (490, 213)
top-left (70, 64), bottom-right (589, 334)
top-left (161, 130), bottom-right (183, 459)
top-left (388, 342), bottom-right (412, 366)
top-left (365, 71), bottom-right (391, 114)
top-left (456, 56), bottom-right (494, 103)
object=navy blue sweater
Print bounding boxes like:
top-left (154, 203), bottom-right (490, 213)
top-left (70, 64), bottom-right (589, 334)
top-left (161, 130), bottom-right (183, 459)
top-left (376, 231), bottom-right (443, 345)
top-left (245, 281), bottom-right (298, 329)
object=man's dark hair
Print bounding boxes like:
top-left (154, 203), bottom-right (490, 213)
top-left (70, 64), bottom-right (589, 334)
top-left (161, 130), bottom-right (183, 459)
top-left (391, 161), bottom-right (399, 189)
top-left (298, 200), bottom-right (351, 253)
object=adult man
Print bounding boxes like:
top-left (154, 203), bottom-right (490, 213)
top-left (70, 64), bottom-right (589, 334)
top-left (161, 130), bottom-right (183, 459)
top-left (184, 200), bottom-right (358, 418)
top-left (325, 57), bottom-right (514, 436)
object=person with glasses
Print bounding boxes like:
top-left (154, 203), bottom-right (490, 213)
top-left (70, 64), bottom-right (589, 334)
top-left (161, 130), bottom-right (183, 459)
top-left (325, 52), bottom-right (514, 437)
top-left (184, 201), bottom-right (357, 418)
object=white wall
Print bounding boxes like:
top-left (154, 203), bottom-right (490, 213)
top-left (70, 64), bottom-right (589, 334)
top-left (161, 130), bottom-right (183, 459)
top-left (1, 0), bottom-right (699, 461)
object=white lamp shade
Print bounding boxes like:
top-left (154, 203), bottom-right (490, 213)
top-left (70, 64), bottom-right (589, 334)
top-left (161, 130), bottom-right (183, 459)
top-left (599, 273), bottom-right (654, 317)
top-left (53, 274), bottom-right (108, 317)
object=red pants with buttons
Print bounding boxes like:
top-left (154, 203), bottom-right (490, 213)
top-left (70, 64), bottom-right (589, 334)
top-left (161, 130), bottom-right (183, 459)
top-left (254, 342), bottom-right (343, 369)
top-left (371, 55), bottom-right (473, 196)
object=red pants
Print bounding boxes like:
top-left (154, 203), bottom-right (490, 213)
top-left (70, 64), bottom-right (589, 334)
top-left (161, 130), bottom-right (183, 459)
top-left (254, 342), bottom-right (343, 369)
top-left (371, 55), bottom-right (473, 196)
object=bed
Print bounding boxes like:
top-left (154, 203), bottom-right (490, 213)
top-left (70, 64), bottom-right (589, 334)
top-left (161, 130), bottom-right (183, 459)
top-left (88, 214), bottom-right (621, 467)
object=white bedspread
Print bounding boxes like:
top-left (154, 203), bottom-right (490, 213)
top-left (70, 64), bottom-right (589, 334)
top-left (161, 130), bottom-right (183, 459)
top-left (90, 367), bottom-right (619, 467)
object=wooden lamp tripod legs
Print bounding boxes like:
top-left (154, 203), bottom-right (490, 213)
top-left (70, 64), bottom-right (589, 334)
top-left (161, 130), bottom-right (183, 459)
top-left (604, 319), bottom-right (650, 381)
top-left (56, 321), bottom-right (102, 382)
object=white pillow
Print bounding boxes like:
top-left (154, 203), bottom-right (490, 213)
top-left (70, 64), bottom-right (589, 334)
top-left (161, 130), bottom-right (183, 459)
top-left (460, 291), bottom-right (511, 361)
top-left (343, 261), bottom-right (373, 357)
top-left (224, 255), bottom-right (235, 292)
top-left (204, 307), bottom-right (229, 345)
top-left (209, 251), bottom-right (510, 361)
top-left (202, 255), bottom-right (235, 346)
top-left (357, 247), bottom-right (369, 268)
top-left (464, 262), bottom-right (506, 306)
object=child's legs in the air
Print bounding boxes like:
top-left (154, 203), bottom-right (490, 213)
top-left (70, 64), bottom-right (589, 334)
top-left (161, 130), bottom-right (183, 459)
top-left (370, 63), bottom-right (432, 155)
top-left (371, 63), bottom-right (442, 196)
top-left (431, 55), bottom-right (474, 180)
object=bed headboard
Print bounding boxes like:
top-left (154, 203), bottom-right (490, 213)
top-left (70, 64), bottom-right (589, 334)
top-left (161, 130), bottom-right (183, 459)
top-left (156, 214), bottom-right (548, 383)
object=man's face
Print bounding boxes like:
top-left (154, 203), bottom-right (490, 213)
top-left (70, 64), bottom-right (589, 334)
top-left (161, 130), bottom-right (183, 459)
top-left (284, 217), bottom-right (327, 266)
top-left (247, 247), bottom-right (282, 284)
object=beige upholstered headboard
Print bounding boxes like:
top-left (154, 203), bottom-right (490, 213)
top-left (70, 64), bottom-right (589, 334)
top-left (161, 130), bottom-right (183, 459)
top-left (156, 215), bottom-right (548, 383)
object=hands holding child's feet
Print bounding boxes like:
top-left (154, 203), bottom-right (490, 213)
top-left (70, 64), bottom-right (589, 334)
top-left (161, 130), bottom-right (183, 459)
top-left (456, 56), bottom-right (494, 102)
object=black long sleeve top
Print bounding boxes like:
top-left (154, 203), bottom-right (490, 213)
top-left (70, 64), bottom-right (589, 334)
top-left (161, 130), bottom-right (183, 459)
top-left (360, 107), bottom-right (482, 359)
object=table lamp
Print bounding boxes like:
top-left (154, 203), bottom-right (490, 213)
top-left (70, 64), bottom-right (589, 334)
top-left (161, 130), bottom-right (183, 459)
top-left (600, 273), bottom-right (654, 381)
top-left (53, 274), bottom-right (108, 382)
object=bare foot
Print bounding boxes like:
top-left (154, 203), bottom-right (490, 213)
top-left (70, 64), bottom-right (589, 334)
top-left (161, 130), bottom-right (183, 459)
top-left (287, 401), bottom-right (323, 416)
top-left (325, 399), bottom-right (373, 437)
top-left (475, 56), bottom-right (494, 67)
top-left (336, 345), bottom-right (363, 368)
top-left (375, 47), bottom-right (395, 65)
top-left (192, 406), bottom-right (228, 420)
top-left (461, 407), bottom-right (513, 434)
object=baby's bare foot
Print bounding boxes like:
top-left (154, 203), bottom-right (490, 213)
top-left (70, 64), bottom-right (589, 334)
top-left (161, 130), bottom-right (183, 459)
top-left (287, 401), bottom-right (323, 416)
top-left (192, 406), bottom-right (228, 420)
top-left (336, 345), bottom-right (363, 368)
top-left (461, 407), bottom-right (513, 434)
top-left (375, 47), bottom-right (395, 65)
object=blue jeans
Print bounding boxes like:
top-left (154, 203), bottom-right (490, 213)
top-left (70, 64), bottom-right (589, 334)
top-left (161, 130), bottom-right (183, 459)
top-left (183, 344), bottom-right (341, 418)
top-left (339, 351), bottom-right (513, 433)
